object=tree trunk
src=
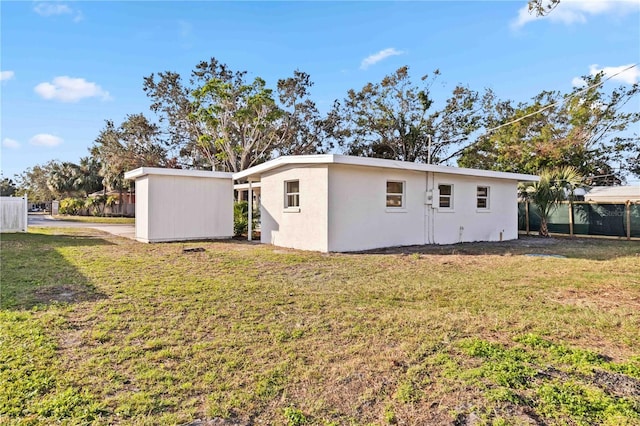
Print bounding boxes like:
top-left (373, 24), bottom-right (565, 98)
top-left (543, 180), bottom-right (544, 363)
top-left (539, 218), bottom-right (550, 237)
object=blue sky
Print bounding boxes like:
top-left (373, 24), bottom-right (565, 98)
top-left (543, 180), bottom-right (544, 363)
top-left (1, 0), bottom-right (639, 181)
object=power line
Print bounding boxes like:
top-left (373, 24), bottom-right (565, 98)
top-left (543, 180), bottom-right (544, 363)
top-left (484, 63), bottom-right (638, 135)
top-left (442, 63), bottom-right (639, 162)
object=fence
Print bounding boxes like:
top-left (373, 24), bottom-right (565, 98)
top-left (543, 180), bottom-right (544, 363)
top-left (518, 201), bottom-right (640, 239)
top-left (0, 196), bottom-right (28, 233)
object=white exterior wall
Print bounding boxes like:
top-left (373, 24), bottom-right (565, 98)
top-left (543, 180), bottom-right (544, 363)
top-left (431, 174), bottom-right (518, 244)
top-left (327, 165), bottom-right (426, 252)
top-left (0, 196), bottom-right (28, 233)
top-left (260, 165), bottom-right (329, 252)
top-left (136, 174), bottom-right (233, 243)
top-left (135, 177), bottom-right (150, 241)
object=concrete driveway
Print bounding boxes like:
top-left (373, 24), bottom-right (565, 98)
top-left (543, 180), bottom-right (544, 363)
top-left (28, 215), bottom-right (136, 240)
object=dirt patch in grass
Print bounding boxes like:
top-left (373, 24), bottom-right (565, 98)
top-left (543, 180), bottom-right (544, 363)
top-left (32, 284), bottom-right (103, 305)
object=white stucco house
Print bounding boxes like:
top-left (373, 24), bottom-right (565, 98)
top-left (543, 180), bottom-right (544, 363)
top-left (233, 155), bottom-right (539, 252)
top-left (124, 167), bottom-right (234, 243)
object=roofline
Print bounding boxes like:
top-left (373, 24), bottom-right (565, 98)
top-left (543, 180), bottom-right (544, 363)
top-left (124, 167), bottom-right (233, 180)
top-left (232, 154), bottom-right (540, 182)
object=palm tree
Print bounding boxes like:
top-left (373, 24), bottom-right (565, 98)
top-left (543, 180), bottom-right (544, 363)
top-left (519, 166), bottom-right (582, 237)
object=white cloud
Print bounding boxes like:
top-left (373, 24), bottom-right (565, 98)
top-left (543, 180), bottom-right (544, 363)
top-left (571, 76), bottom-right (587, 87)
top-left (512, 0), bottom-right (640, 28)
top-left (34, 2), bottom-right (73, 16)
top-left (0, 70), bottom-right (15, 81)
top-left (589, 63), bottom-right (640, 84)
top-left (29, 134), bottom-right (63, 147)
top-left (34, 76), bottom-right (111, 102)
top-left (360, 48), bottom-right (405, 70)
top-left (33, 2), bottom-right (83, 22)
top-left (2, 138), bottom-right (21, 149)
top-left (572, 63), bottom-right (640, 86)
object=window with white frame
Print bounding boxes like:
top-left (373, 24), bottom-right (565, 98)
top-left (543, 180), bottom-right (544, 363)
top-left (285, 180), bottom-right (299, 208)
top-left (386, 181), bottom-right (404, 208)
top-left (477, 186), bottom-right (489, 209)
top-left (438, 184), bottom-right (453, 208)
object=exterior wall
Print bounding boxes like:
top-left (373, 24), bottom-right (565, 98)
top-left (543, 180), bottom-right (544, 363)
top-left (327, 165), bottom-right (426, 252)
top-left (431, 174), bottom-right (518, 244)
top-left (135, 177), bottom-right (150, 242)
top-left (0, 196), bottom-right (28, 233)
top-left (140, 174), bottom-right (233, 243)
top-left (260, 165), bottom-right (329, 252)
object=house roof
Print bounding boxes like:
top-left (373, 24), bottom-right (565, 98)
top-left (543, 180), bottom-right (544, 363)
top-left (124, 167), bottom-right (233, 180)
top-left (585, 185), bottom-right (640, 202)
top-left (233, 154), bottom-right (540, 182)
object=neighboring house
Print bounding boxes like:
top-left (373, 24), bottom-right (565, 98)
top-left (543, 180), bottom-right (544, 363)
top-left (584, 186), bottom-right (640, 203)
top-left (124, 167), bottom-right (234, 243)
top-left (233, 155), bottom-right (538, 252)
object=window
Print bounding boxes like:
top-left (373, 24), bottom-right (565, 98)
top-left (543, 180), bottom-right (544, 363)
top-left (438, 184), bottom-right (453, 208)
top-left (477, 186), bottom-right (489, 209)
top-left (285, 180), bottom-right (299, 208)
top-left (386, 181), bottom-right (404, 208)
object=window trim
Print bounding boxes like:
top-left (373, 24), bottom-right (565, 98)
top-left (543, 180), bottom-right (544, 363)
top-left (284, 180), bottom-right (300, 210)
top-left (438, 183), bottom-right (454, 210)
top-left (476, 185), bottom-right (490, 211)
top-left (386, 180), bottom-right (405, 210)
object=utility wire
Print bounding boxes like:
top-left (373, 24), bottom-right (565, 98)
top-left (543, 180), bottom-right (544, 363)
top-left (442, 63), bottom-right (639, 162)
top-left (483, 63), bottom-right (638, 135)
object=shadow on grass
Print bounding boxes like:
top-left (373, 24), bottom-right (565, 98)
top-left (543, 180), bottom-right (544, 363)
top-left (352, 236), bottom-right (640, 261)
top-left (0, 232), bottom-right (110, 310)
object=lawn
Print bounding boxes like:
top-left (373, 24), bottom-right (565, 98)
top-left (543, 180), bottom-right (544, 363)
top-left (1, 228), bottom-right (639, 425)
top-left (52, 215), bottom-right (135, 224)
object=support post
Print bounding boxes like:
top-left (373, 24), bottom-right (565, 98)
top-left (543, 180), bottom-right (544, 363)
top-left (23, 196), bottom-right (28, 232)
top-left (525, 201), bottom-right (530, 236)
top-left (626, 200), bottom-right (631, 241)
top-left (248, 181), bottom-right (253, 241)
top-left (568, 201), bottom-right (574, 237)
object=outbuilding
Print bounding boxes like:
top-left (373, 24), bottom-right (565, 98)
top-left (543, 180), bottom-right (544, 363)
top-left (233, 155), bottom-right (539, 252)
top-left (124, 167), bottom-right (234, 243)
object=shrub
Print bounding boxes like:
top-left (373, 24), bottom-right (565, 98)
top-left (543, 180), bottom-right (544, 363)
top-left (58, 198), bottom-right (85, 215)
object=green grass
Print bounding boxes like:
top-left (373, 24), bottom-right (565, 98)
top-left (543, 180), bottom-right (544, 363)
top-left (52, 215), bottom-right (135, 224)
top-left (1, 229), bottom-right (639, 425)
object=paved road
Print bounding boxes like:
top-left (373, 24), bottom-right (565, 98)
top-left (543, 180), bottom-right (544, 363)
top-left (28, 215), bottom-right (136, 240)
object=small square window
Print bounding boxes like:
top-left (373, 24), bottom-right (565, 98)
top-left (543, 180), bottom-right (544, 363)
top-left (438, 184), bottom-right (453, 208)
top-left (386, 181), bottom-right (404, 208)
top-left (285, 180), bottom-right (299, 208)
top-left (477, 186), bottom-right (489, 209)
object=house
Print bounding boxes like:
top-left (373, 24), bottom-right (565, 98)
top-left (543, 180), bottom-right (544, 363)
top-left (233, 155), bottom-right (539, 252)
top-left (124, 167), bottom-right (234, 243)
top-left (584, 186), bottom-right (640, 203)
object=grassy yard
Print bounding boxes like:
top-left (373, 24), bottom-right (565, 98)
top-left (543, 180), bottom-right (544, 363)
top-left (51, 215), bottom-right (135, 224)
top-left (1, 229), bottom-right (639, 425)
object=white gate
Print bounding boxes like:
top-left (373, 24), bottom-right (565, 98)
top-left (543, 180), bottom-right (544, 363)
top-left (0, 196), bottom-right (28, 233)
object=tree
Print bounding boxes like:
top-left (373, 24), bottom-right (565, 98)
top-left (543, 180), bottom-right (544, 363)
top-left (328, 66), bottom-right (492, 164)
top-left (0, 177), bottom-right (17, 196)
top-left (15, 161), bottom-right (59, 203)
top-left (459, 72), bottom-right (640, 184)
top-left (519, 166), bottom-right (582, 237)
top-left (190, 73), bottom-right (284, 173)
top-left (47, 161), bottom-right (83, 199)
top-left (528, 0), bottom-right (561, 17)
top-left (275, 70), bottom-right (336, 156)
top-left (144, 58), bottom-right (331, 172)
top-left (91, 113), bottom-right (168, 213)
